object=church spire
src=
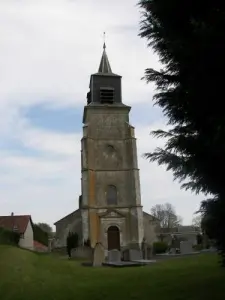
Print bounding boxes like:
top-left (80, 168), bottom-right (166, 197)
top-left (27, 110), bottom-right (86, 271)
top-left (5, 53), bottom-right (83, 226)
top-left (98, 33), bottom-right (112, 74)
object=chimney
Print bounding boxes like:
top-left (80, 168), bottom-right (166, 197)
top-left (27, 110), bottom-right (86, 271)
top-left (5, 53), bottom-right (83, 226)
top-left (11, 212), bottom-right (14, 216)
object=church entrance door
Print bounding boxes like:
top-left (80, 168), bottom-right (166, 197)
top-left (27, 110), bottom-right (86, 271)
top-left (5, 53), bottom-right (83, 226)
top-left (107, 226), bottom-right (120, 250)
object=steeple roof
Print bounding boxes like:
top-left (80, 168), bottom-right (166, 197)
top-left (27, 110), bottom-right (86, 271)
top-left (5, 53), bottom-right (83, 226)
top-left (98, 42), bottom-right (112, 74)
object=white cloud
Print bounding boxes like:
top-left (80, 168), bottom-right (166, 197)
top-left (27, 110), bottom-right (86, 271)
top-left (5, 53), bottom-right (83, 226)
top-left (19, 127), bottom-right (79, 156)
top-left (0, 0), bottom-right (158, 110)
top-left (0, 0), bottom-right (203, 227)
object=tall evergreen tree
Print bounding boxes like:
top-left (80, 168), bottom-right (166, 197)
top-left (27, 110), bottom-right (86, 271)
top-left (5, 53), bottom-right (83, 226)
top-left (138, 0), bottom-right (225, 265)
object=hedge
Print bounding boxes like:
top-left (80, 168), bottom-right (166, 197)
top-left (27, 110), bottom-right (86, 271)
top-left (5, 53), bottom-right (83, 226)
top-left (153, 241), bottom-right (168, 254)
top-left (0, 227), bottom-right (20, 245)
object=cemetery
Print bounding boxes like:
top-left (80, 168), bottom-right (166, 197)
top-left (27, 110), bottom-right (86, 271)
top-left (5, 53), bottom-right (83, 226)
top-left (64, 234), bottom-right (206, 268)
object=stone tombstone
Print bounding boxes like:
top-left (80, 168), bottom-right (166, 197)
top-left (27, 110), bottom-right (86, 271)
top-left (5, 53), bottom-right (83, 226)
top-left (180, 241), bottom-right (193, 254)
top-left (93, 243), bottom-right (105, 267)
top-left (170, 248), bottom-right (176, 255)
top-left (171, 235), bottom-right (180, 249)
top-left (48, 238), bottom-right (53, 252)
top-left (141, 238), bottom-right (148, 259)
top-left (108, 249), bottom-right (121, 263)
top-left (129, 249), bottom-right (142, 261)
top-left (122, 249), bottom-right (130, 261)
top-left (209, 246), bottom-right (216, 252)
top-left (147, 246), bottom-right (153, 259)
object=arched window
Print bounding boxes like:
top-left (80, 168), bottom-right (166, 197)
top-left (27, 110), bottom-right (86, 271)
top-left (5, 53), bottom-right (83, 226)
top-left (107, 185), bottom-right (117, 205)
top-left (106, 144), bottom-right (115, 154)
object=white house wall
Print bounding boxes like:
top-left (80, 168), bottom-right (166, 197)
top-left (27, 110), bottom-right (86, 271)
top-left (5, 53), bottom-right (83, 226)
top-left (19, 220), bottom-right (34, 250)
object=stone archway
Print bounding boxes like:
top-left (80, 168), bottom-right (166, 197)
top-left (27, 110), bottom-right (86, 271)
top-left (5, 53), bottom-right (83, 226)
top-left (107, 226), bottom-right (120, 250)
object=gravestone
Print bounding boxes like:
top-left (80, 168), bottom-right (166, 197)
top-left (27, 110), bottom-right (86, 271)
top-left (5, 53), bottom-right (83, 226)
top-left (104, 249), bottom-right (108, 258)
top-left (147, 246), bottom-right (153, 259)
top-left (129, 249), bottom-right (142, 261)
top-left (122, 249), bottom-right (130, 261)
top-left (170, 248), bottom-right (176, 254)
top-left (141, 238), bottom-right (148, 259)
top-left (48, 238), bottom-right (53, 252)
top-left (180, 241), bottom-right (193, 254)
top-left (209, 246), bottom-right (216, 252)
top-left (108, 249), bottom-right (121, 263)
top-left (171, 235), bottom-right (180, 249)
top-left (93, 243), bottom-right (105, 267)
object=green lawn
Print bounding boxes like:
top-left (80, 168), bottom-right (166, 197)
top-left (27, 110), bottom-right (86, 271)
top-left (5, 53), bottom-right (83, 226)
top-left (0, 245), bottom-right (225, 300)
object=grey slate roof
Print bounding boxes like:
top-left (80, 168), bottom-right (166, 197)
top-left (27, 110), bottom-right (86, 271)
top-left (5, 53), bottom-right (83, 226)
top-left (98, 42), bottom-right (112, 74)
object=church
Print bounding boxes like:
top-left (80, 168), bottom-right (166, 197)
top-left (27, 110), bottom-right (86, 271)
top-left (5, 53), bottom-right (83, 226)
top-left (54, 43), bottom-right (160, 251)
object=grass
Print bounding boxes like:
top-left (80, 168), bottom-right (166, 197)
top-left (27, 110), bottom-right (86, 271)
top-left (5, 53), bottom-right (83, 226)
top-left (0, 245), bottom-right (225, 300)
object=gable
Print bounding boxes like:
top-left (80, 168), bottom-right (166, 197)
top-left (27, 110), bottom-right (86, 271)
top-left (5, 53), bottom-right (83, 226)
top-left (143, 211), bottom-right (160, 222)
top-left (98, 209), bottom-right (125, 219)
top-left (54, 209), bottom-right (80, 225)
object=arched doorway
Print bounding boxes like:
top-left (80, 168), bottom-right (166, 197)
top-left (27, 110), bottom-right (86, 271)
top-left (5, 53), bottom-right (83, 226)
top-left (107, 226), bottom-right (120, 250)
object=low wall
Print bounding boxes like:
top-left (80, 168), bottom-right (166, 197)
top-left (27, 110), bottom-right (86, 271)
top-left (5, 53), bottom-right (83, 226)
top-left (52, 247), bottom-right (67, 255)
top-left (71, 246), bottom-right (93, 260)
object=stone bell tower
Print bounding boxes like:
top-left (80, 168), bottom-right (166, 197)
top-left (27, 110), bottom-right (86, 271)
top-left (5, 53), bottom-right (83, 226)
top-left (80, 42), bottom-right (144, 250)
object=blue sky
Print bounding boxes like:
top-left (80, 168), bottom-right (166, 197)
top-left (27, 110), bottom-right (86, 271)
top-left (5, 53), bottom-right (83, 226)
top-left (0, 0), bottom-right (203, 228)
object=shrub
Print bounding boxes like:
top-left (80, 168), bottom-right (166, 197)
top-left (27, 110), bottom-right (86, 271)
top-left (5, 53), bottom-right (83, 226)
top-left (196, 234), bottom-right (203, 245)
top-left (153, 241), bottom-right (168, 254)
top-left (0, 227), bottom-right (20, 245)
top-left (193, 244), bottom-right (203, 251)
top-left (66, 232), bottom-right (79, 258)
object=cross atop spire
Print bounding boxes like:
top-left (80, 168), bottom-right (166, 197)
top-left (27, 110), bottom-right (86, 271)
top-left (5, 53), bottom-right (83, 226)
top-left (103, 32), bottom-right (106, 50)
top-left (98, 32), bottom-right (112, 74)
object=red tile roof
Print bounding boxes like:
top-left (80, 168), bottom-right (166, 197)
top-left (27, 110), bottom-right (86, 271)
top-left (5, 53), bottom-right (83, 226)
top-left (0, 215), bottom-right (31, 234)
top-left (33, 240), bottom-right (48, 250)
